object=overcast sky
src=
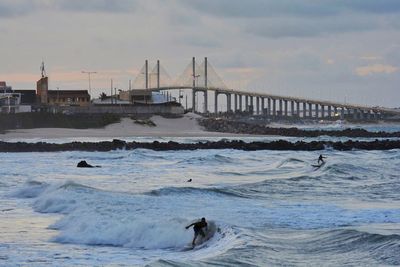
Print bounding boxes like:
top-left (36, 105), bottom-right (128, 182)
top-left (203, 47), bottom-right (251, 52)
top-left (0, 0), bottom-right (399, 107)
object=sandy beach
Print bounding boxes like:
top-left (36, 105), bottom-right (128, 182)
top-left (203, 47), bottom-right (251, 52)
top-left (0, 113), bottom-right (234, 140)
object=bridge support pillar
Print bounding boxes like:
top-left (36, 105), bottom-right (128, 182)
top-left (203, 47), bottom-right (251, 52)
top-left (245, 95), bottom-right (249, 112)
top-left (267, 98), bottom-right (271, 117)
top-left (192, 89), bottom-right (196, 113)
top-left (308, 103), bottom-right (312, 118)
top-left (296, 102), bottom-right (300, 117)
top-left (272, 99), bottom-right (276, 117)
top-left (341, 108), bottom-right (345, 120)
top-left (353, 109), bottom-right (358, 120)
top-left (359, 110), bottom-right (365, 120)
top-left (227, 94), bottom-right (232, 112)
top-left (303, 102), bottom-right (307, 118)
top-left (351, 109), bottom-right (355, 120)
top-left (284, 100), bottom-right (288, 117)
top-left (291, 101), bottom-right (295, 117)
top-left (234, 94), bottom-right (238, 112)
top-left (256, 97), bottom-right (260, 115)
top-left (204, 90), bottom-right (208, 114)
top-left (279, 99), bottom-right (283, 117)
top-left (250, 96), bottom-right (254, 115)
top-left (328, 106), bottom-right (332, 118)
top-left (315, 104), bottom-right (319, 118)
top-left (239, 95), bottom-right (242, 111)
top-left (261, 98), bottom-right (265, 116)
top-left (214, 91), bottom-right (218, 114)
top-left (321, 105), bottom-right (325, 118)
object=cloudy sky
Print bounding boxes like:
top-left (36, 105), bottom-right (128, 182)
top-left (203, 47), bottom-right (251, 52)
top-left (0, 0), bottom-right (399, 107)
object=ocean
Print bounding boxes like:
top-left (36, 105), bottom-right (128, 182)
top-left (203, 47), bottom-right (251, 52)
top-left (1, 128), bottom-right (400, 266)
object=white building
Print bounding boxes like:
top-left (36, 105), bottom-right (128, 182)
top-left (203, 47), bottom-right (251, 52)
top-left (0, 82), bottom-right (31, 113)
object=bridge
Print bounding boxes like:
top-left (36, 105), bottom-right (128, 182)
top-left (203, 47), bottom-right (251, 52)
top-left (130, 57), bottom-right (400, 120)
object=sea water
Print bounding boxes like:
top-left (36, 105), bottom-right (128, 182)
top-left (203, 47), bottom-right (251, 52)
top-left (1, 132), bottom-right (400, 266)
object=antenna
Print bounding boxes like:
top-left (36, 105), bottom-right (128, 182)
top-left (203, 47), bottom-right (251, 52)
top-left (40, 61), bottom-right (47, 78)
top-left (82, 70), bottom-right (97, 96)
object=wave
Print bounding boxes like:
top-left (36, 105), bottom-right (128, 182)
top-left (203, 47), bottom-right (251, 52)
top-left (177, 154), bottom-right (235, 165)
top-left (146, 186), bottom-right (250, 199)
top-left (304, 228), bottom-right (400, 265)
top-left (275, 158), bottom-right (306, 168)
top-left (51, 219), bottom-right (235, 252)
top-left (67, 153), bottom-right (126, 161)
top-left (13, 180), bottom-right (240, 254)
top-left (215, 171), bottom-right (246, 176)
top-left (124, 149), bottom-right (173, 162)
top-left (10, 180), bottom-right (49, 198)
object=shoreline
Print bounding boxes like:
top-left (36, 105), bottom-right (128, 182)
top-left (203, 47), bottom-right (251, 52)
top-left (0, 113), bottom-right (240, 140)
top-left (2, 113), bottom-right (400, 141)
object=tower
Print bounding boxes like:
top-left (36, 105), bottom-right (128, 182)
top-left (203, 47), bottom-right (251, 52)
top-left (36, 61), bottom-right (48, 104)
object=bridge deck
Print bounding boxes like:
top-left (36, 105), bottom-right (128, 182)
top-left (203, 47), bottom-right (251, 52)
top-left (139, 86), bottom-right (400, 115)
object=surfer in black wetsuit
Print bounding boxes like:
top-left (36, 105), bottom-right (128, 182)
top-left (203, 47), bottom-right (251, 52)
top-left (318, 154), bottom-right (326, 164)
top-left (185, 217), bottom-right (208, 246)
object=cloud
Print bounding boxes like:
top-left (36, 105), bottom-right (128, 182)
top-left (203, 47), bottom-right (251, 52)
top-left (355, 64), bottom-right (398, 76)
top-left (182, 37), bottom-right (220, 48)
top-left (180, 0), bottom-right (400, 18)
top-left (0, 0), bottom-right (142, 17)
top-left (360, 56), bottom-right (382, 60)
top-left (326, 59), bottom-right (335, 65)
top-left (0, 0), bottom-right (36, 17)
top-left (179, 0), bottom-right (400, 39)
top-left (179, 0), bottom-right (337, 18)
top-left (54, 0), bottom-right (139, 13)
top-left (245, 15), bottom-right (376, 39)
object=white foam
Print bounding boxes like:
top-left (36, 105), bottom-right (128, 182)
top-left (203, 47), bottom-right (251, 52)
top-left (20, 180), bottom-right (240, 254)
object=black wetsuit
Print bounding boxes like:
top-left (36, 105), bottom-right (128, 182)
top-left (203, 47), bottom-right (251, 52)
top-left (193, 221), bottom-right (207, 237)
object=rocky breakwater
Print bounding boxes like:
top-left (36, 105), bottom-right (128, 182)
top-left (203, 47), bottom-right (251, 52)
top-left (198, 118), bottom-right (400, 138)
top-left (0, 139), bottom-right (400, 152)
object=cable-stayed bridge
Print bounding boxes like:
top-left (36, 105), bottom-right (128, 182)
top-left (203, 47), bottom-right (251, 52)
top-left (132, 57), bottom-right (399, 120)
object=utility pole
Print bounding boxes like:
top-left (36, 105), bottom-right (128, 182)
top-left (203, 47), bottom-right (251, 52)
top-left (82, 70), bottom-right (97, 97)
top-left (110, 79), bottom-right (113, 105)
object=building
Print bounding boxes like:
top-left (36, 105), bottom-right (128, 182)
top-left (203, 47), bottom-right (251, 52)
top-left (47, 90), bottom-right (90, 106)
top-left (0, 81), bottom-right (12, 93)
top-left (36, 76), bottom-right (90, 107)
top-left (118, 89), bottom-right (172, 104)
top-left (13, 90), bottom-right (37, 104)
top-left (118, 89), bottom-right (152, 104)
top-left (0, 81), bottom-right (27, 113)
top-left (36, 77), bottom-right (48, 104)
top-left (0, 93), bottom-right (21, 113)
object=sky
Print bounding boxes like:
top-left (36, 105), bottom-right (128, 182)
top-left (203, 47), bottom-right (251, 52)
top-left (0, 0), bottom-right (399, 107)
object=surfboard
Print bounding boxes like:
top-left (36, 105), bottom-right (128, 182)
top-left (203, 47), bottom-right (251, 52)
top-left (312, 161), bottom-right (325, 168)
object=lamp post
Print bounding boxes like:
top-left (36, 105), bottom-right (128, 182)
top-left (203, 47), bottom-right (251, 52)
top-left (81, 71), bottom-right (97, 97)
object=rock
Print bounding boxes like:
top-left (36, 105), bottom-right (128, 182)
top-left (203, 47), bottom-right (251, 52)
top-left (77, 160), bottom-right (94, 168)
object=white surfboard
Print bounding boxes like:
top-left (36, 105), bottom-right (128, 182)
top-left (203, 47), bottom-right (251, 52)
top-left (312, 161), bottom-right (326, 168)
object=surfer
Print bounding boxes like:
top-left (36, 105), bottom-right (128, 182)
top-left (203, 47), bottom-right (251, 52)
top-left (185, 217), bottom-right (208, 246)
top-left (317, 154), bottom-right (326, 164)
